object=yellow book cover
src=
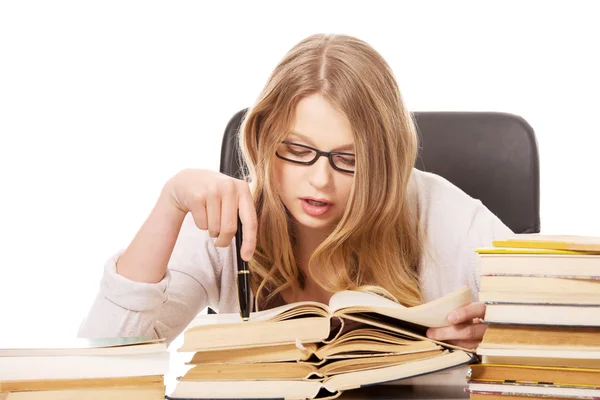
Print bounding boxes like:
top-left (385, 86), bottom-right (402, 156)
top-left (492, 234), bottom-right (600, 252)
top-left (469, 363), bottom-right (600, 387)
top-left (475, 247), bottom-right (599, 255)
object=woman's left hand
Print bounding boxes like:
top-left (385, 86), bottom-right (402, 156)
top-left (425, 302), bottom-right (487, 351)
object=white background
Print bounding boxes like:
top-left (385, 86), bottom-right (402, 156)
top-left (1, 1), bottom-right (598, 343)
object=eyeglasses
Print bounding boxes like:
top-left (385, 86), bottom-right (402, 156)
top-left (275, 141), bottom-right (355, 174)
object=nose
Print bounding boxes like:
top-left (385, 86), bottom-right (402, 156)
top-left (307, 155), bottom-right (333, 189)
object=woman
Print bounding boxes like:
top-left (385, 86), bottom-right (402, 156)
top-left (78, 34), bottom-right (511, 351)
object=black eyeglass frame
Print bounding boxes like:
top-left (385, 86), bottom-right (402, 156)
top-left (275, 141), bottom-right (355, 174)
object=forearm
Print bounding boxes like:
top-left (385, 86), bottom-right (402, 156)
top-left (78, 291), bottom-right (163, 340)
top-left (116, 193), bottom-right (186, 283)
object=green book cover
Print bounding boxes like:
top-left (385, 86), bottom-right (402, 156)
top-left (0, 336), bottom-right (164, 351)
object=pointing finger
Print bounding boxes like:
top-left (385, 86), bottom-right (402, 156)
top-left (238, 188), bottom-right (258, 261)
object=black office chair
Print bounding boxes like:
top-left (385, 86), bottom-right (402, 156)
top-left (220, 109), bottom-right (540, 234)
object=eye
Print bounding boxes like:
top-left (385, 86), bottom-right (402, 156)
top-left (288, 147), bottom-right (311, 156)
top-left (337, 156), bottom-right (355, 167)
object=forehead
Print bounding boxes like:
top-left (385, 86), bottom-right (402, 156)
top-left (288, 94), bottom-right (354, 150)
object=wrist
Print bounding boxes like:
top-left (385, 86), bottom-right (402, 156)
top-left (155, 189), bottom-right (187, 224)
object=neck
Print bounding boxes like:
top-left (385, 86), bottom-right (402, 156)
top-left (279, 224), bottom-right (336, 305)
top-left (294, 224), bottom-right (332, 273)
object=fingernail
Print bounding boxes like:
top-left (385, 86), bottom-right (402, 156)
top-left (448, 312), bottom-right (458, 324)
top-left (426, 329), bottom-right (435, 339)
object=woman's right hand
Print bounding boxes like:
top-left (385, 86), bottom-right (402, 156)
top-left (161, 169), bottom-right (258, 261)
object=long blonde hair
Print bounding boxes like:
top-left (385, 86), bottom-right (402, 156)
top-left (239, 34), bottom-right (422, 308)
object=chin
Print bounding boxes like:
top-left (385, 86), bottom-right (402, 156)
top-left (290, 209), bottom-right (339, 231)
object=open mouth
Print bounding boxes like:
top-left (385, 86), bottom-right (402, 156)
top-left (300, 198), bottom-right (333, 217)
top-left (305, 199), bottom-right (329, 206)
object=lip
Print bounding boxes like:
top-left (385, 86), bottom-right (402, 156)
top-left (300, 198), bottom-right (332, 217)
top-left (300, 196), bottom-right (333, 204)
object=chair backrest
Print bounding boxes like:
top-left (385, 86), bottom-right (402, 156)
top-left (220, 109), bottom-right (540, 234)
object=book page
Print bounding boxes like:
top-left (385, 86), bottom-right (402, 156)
top-left (342, 314), bottom-right (472, 352)
top-left (188, 301), bottom-right (329, 328)
top-left (168, 380), bottom-right (325, 400)
top-left (482, 325), bottom-right (600, 350)
top-left (323, 350), bottom-right (473, 392)
top-left (330, 286), bottom-right (471, 327)
top-left (181, 361), bottom-right (318, 380)
top-left (328, 290), bottom-right (407, 312)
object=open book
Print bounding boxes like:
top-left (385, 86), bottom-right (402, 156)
top-left (185, 327), bottom-right (441, 365)
top-left (179, 286), bottom-right (472, 352)
top-left (169, 351), bottom-right (471, 400)
top-left (167, 287), bottom-right (475, 399)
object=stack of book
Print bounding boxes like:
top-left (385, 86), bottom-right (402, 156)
top-left (166, 287), bottom-right (478, 399)
top-left (0, 337), bottom-right (169, 399)
top-left (469, 234), bottom-right (600, 400)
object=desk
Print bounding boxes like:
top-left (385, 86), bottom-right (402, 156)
top-left (338, 384), bottom-right (468, 399)
top-left (337, 367), bottom-right (470, 399)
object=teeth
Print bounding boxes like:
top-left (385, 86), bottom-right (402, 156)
top-left (307, 199), bottom-right (327, 206)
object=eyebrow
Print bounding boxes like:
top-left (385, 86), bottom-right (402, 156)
top-left (287, 131), bottom-right (355, 152)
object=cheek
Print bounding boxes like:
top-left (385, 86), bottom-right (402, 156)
top-left (280, 163), bottom-right (299, 181)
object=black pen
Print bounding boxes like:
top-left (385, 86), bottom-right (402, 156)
top-left (235, 215), bottom-right (252, 321)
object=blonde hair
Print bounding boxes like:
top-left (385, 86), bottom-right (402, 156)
top-left (239, 34), bottom-right (422, 309)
